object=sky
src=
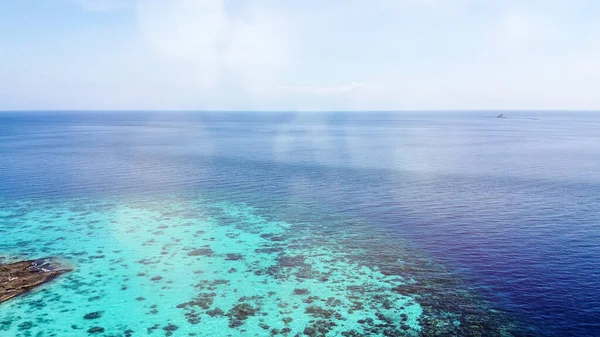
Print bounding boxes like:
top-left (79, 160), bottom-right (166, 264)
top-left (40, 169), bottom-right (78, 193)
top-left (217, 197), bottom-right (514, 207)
top-left (1, 0), bottom-right (599, 111)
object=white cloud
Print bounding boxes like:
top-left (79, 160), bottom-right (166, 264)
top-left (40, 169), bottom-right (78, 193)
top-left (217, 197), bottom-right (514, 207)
top-left (134, 0), bottom-right (227, 90)
top-left (136, 0), bottom-right (226, 60)
top-left (223, 7), bottom-right (297, 88)
top-left (134, 0), bottom-right (295, 91)
top-left (496, 10), bottom-right (560, 46)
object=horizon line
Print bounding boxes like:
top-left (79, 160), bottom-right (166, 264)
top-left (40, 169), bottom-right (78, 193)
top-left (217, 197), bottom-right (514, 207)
top-left (0, 109), bottom-right (598, 113)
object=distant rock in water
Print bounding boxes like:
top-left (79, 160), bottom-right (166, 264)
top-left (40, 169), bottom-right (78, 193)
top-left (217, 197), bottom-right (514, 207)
top-left (0, 258), bottom-right (72, 304)
top-left (497, 114), bottom-right (505, 118)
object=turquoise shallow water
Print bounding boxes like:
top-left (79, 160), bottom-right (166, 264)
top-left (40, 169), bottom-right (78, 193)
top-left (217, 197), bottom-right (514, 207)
top-left (1, 194), bottom-right (426, 336)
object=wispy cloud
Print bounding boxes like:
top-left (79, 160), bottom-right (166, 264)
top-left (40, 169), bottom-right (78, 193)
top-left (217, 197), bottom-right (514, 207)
top-left (251, 82), bottom-right (361, 95)
top-left (72, 0), bottom-right (134, 12)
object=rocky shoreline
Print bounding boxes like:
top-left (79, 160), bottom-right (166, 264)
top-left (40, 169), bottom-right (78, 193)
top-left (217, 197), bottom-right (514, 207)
top-left (0, 258), bottom-right (71, 304)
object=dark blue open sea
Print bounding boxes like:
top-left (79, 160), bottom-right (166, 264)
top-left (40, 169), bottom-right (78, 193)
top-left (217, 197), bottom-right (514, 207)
top-left (1, 111), bottom-right (599, 337)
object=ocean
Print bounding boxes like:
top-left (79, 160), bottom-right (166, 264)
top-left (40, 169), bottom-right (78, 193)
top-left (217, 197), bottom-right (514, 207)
top-left (0, 111), bottom-right (599, 336)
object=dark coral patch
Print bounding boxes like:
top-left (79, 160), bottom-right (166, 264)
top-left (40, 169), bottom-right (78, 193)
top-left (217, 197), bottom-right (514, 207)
top-left (303, 320), bottom-right (337, 337)
top-left (225, 253), bottom-right (243, 261)
top-left (229, 320), bottom-right (243, 328)
top-left (206, 308), bottom-right (225, 317)
top-left (17, 321), bottom-right (33, 331)
top-left (260, 233), bottom-right (286, 242)
top-left (87, 326), bottom-right (105, 334)
top-left (187, 248), bottom-right (214, 257)
top-left (293, 288), bottom-right (309, 295)
top-left (83, 312), bottom-right (102, 320)
top-left (177, 292), bottom-right (216, 310)
top-left (163, 323), bottom-right (179, 336)
top-left (228, 303), bottom-right (257, 321)
top-left (185, 311), bottom-right (201, 324)
top-left (305, 305), bottom-right (335, 319)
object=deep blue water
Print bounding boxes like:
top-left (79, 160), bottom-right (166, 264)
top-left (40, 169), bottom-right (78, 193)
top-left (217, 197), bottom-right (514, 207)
top-left (1, 111), bottom-right (600, 336)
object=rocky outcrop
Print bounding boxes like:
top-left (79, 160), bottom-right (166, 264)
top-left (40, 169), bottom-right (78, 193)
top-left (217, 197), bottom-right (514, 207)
top-left (0, 258), bottom-right (71, 304)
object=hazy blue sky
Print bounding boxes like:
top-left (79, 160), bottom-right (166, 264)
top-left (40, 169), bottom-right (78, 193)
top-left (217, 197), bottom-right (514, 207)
top-left (1, 0), bottom-right (599, 110)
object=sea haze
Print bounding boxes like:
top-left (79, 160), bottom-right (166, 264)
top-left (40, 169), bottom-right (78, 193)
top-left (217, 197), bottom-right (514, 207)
top-left (1, 111), bottom-right (599, 336)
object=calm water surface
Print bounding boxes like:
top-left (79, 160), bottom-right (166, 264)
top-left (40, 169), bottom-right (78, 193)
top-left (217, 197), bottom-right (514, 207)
top-left (1, 111), bottom-right (599, 336)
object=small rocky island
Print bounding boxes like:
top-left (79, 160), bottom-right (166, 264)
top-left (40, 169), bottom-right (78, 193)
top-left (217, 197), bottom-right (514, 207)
top-left (0, 258), bottom-right (71, 304)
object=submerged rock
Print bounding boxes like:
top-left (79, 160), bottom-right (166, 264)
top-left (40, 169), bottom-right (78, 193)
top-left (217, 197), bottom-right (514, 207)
top-left (0, 258), bottom-right (72, 304)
